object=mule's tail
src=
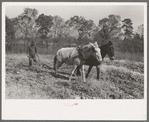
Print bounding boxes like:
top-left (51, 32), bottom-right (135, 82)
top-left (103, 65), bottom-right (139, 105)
top-left (53, 55), bottom-right (57, 70)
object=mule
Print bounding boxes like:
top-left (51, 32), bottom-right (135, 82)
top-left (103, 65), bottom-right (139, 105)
top-left (76, 41), bottom-right (114, 79)
top-left (53, 42), bottom-right (102, 82)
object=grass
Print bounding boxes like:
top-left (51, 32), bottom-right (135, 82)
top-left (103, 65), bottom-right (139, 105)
top-left (115, 51), bottom-right (144, 62)
top-left (5, 51), bottom-right (144, 99)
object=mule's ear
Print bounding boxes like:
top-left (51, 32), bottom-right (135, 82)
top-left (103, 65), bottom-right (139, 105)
top-left (94, 41), bottom-right (99, 47)
top-left (89, 42), bottom-right (95, 47)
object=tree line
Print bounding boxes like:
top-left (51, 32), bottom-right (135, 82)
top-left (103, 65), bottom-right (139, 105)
top-left (6, 8), bottom-right (144, 54)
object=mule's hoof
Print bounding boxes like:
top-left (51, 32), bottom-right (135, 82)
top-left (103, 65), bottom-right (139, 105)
top-left (83, 80), bottom-right (86, 83)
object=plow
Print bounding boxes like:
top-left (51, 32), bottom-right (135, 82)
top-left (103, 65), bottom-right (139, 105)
top-left (27, 54), bottom-right (53, 70)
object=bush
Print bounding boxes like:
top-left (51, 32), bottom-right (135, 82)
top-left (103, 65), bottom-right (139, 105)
top-left (118, 37), bottom-right (144, 53)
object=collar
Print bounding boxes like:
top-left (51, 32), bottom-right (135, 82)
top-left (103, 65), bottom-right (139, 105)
top-left (77, 46), bottom-right (86, 61)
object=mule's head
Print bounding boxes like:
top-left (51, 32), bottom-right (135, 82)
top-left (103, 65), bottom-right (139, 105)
top-left (89, 42), bottom-right (102, 62)
top-left (107, 41), bottom-right (115, 60)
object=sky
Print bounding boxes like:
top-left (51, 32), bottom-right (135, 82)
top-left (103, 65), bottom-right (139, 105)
top-left (4, 2), bottom-right (145, 32)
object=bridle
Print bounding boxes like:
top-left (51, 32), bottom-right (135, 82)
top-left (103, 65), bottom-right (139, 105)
top-left (107, 45), bottom-right (114, 58)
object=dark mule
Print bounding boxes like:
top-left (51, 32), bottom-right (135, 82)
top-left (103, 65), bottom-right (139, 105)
top-left (76, 41), bottom-right (114, 79)
top-left (54, 42), bottom-right (102, 82)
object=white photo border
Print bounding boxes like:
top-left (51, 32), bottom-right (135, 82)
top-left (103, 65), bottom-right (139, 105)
top-left (2, 2), bottom-right (147, 120)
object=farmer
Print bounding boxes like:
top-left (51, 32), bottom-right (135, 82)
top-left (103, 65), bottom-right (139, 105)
top-left (77, 28), bottom-right (83, 46)
top-left (27, 41), bottom-right (38, 67)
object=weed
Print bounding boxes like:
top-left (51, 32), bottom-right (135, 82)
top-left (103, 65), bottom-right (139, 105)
top-left (5, 54), bottom-right (144, 99)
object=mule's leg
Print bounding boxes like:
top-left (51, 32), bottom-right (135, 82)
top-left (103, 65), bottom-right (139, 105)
top-left (75, 66), bottom-right (81, 76)
top-left (96, 65), bottom-right (100, 80)
top-left (55, 62), bottom-right (63, 76)
top-left (86, 65), bottom-right (93, 78)
top-left (29, 57), bottom-right (32, 67)
top-left (81, 65), bottom-right (86, 82)
top-left (69, 65), bottom-right (77, 82)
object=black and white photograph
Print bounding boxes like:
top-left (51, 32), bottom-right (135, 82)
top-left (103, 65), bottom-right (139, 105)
top-left (2, 2), bottom-right (147, 120)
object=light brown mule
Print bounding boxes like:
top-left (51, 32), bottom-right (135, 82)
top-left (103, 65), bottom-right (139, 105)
top-left (54, 42), bottom-right (102, 82)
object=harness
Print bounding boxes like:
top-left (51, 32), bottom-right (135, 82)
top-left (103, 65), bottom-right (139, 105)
top-left (68, 46), bottom-right (86, 62)
top-left (77, 46), bottom-right (86, 61)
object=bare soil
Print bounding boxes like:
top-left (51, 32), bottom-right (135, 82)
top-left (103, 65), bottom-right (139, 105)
top-left (5, 54), bottom-right (144, 99)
